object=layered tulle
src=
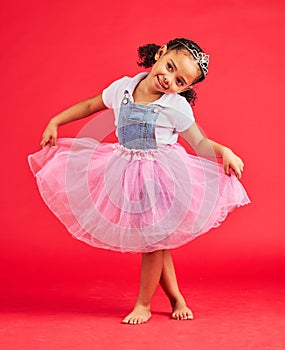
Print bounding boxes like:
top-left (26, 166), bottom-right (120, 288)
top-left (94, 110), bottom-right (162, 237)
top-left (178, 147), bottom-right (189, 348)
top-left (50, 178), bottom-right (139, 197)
top-left (28, 137), bottom-right (250, 252)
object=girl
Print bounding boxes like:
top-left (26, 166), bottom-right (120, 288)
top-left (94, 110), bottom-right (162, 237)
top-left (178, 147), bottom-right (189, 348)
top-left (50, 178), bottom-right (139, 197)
top-left (28, 38), bottom-right (250, 325)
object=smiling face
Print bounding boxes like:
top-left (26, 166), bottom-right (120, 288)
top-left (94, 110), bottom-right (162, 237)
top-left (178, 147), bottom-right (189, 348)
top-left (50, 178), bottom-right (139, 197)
top-left (148, 46), bottom-right (203, 95)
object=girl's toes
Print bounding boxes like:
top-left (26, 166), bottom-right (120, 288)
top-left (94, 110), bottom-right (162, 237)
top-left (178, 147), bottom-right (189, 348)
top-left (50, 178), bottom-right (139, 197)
top-left (187, 312), bottom-right (194, 320)
top-left (122, 307), bottom-right (151, 325)
top-left (135, 318), bottom-right (143, 324)
top-left (172, 309), bottom-right (194, 320)
top-left (123, 317), bottom-right (134, 324)
top-left (131, 317), bottom-right (142, 324)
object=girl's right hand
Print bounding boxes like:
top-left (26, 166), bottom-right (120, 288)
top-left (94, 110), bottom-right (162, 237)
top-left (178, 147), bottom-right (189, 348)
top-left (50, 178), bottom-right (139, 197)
top-left (40, 120), bottom-right (58, 148)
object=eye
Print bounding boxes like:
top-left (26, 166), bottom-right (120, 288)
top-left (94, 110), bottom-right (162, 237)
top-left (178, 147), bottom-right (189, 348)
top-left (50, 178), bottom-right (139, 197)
top-left (167, 63), bottom-right (173, 71)
top-left (176, 78), bottom-right (184, 87)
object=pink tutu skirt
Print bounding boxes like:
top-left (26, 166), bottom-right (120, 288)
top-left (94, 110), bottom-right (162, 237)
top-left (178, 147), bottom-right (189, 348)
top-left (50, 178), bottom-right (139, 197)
top-left (28, 137), bottom-right (250, 252)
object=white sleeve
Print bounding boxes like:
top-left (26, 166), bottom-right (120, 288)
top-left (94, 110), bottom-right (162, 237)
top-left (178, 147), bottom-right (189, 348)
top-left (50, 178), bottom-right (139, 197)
top-left (102, 76), bottom-right (129, 109)
top-left (174, 97), bottom-right (195, 132)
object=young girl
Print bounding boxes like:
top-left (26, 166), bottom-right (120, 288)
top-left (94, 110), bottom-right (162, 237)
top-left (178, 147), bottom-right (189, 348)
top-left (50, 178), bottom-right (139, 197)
top-left (28, 38), bottom-right (250, 325)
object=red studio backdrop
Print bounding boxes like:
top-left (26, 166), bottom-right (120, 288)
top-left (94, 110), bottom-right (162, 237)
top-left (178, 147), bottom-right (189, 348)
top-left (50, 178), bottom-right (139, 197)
top-left (0, 0), bottom-right (284, 292)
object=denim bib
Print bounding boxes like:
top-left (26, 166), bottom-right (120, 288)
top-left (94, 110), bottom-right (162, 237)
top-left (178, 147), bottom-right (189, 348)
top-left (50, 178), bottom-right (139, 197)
top-left (117, 90), bottom-right (160, 150)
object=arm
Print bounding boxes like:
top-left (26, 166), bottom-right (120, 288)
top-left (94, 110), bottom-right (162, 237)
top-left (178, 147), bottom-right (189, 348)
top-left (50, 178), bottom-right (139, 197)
top-left (40, 94), bottom-right (107, 147)
top-left (180, 122), bottom-right (244, 179)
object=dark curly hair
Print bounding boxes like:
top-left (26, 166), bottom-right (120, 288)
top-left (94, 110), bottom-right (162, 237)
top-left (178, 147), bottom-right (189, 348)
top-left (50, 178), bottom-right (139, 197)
top-left (137, 38), bottom-right (208, 105)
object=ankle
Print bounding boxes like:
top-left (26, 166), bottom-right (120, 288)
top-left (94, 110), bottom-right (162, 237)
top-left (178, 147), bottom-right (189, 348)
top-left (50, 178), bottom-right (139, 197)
top-left (169, 294), bottom-right (186, 308)
top-left (135, 301), bottom-right (151, 310)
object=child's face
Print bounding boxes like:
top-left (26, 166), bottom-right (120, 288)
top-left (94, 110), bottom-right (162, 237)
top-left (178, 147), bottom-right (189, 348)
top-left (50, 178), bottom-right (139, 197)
top-left (149, 47), bottom-right (201, 94)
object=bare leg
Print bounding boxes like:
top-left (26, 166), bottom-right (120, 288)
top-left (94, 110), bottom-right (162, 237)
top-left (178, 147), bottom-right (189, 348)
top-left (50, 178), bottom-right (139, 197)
top-left (159, 250), bottom-right (194, 320)
top-left (122, 250), bottom-right (164, 325)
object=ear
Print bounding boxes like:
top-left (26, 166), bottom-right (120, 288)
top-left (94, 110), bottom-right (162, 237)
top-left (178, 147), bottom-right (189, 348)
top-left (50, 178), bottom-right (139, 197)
top-left (154, 45), bottom-right (167, 61)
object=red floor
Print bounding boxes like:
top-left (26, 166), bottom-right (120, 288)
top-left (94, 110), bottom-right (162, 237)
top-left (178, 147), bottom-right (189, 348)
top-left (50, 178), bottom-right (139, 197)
top-left (1, 276), bottom-right (284, 350)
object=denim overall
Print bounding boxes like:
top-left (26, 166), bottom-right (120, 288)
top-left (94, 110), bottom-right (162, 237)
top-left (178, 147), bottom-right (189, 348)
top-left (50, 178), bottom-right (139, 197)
top-left (117, 90), bottom-right (160, 150)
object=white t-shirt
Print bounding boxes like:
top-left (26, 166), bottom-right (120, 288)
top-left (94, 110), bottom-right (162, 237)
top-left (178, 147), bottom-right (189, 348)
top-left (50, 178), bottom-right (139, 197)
top-left (102, 72), bottom-right (195, 145)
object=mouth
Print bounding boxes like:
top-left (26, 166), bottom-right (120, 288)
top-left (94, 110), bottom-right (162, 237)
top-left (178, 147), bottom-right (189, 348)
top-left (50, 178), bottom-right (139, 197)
top-left (157, 76), bottom-right (168, 90)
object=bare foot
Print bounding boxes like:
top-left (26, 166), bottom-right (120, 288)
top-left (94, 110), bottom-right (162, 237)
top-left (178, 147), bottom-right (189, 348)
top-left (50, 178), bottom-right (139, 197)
top-left (172, 301), bottom-right (194, 320)
top-left (122, 305), bottom-right (151, 325)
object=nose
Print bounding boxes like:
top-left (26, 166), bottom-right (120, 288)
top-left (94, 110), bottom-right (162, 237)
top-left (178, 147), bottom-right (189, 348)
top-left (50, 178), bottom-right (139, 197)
top-left (163, 75), bottom-right (172, 87)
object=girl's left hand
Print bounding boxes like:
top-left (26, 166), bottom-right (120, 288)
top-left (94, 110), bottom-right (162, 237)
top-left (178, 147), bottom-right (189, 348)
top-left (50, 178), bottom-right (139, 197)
top-left (222, 148), bottom-right (244, 180)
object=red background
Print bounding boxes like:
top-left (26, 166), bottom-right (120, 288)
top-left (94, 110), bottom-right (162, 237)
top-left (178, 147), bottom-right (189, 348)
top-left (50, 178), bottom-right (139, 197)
top-left (1, 0), bottom-right (284, 306)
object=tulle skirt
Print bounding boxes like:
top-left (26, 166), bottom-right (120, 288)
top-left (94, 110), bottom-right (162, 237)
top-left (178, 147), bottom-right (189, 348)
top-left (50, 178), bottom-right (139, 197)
top-left (28, 137), bottom-right (250, 252)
